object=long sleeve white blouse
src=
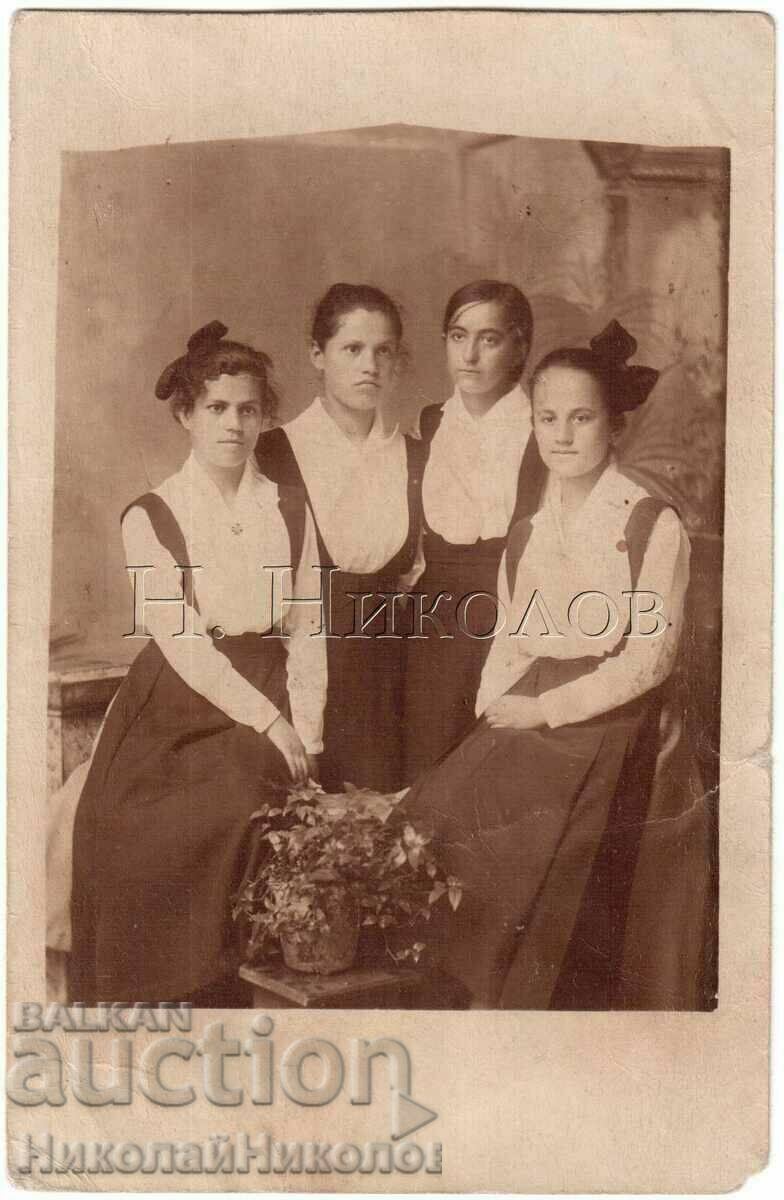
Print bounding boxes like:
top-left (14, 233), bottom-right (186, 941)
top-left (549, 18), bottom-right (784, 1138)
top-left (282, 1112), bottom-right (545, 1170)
top-left (121, 452), bottom-right (327, 754)
top-left (284, 398), bottom-right (410, 574)
top-left (475, 460), bottom-right (691, 728)
top-left (421, 383), bottom-right (533, 544)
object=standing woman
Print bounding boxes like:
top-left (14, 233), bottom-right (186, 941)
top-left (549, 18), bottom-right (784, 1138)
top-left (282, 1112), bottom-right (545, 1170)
top-left (70, 322), bottom-right (327, 1006)
top-left (404, 322), bottom-right (690, 1009)
top-left (257, 284), bottom-right (421, 793)
top-left (403, 279), bottom-right (547, 782)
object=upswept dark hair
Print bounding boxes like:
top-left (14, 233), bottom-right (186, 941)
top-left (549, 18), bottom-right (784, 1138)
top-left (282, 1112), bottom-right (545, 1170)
top-left (530, 320), bottom-right (659, 431)
top-left (155, 321), bottom-right (279, 423)
top-left (310, 283), bottom-right (404, 350)
top-left (442, 279), bottom-right (534, 372)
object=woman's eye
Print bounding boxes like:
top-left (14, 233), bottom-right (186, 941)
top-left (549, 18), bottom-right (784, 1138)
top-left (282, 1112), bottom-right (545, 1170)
top-left (208, 404), bottom-right (225, 413)
top-left (448, 331), bottom-right (465, 342)
top-left (345, 344), bottom-right (361, 354)
top-left (377, 345), bottom-right (393, 358)
top-left (482, 335), bottom-right (500, 347)
top-left (241, 406), bottom-right (259, 417)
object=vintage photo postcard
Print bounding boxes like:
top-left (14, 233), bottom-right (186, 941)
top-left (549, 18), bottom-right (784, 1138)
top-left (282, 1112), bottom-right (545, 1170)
top-left (6, 9), bottom-right (773, 1192)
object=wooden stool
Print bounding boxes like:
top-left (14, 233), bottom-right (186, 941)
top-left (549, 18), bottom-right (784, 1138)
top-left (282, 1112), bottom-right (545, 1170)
top-left (239, 962), bottom-right (422, 1009)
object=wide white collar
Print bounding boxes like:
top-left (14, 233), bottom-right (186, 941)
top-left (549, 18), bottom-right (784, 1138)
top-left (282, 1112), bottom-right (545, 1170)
top-left (534, 456), bottom-right (647, 534)
top-left (442, 380), bottom-right (529, 433)
top-left (304, 396), bottom-right (400, 449)
top-left (179, 450), bottom-right (275, 514)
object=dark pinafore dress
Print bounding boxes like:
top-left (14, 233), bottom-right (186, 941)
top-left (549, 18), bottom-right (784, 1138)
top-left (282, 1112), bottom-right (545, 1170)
top-left (69, 484), bottom-right (305, 1005)
top-left (403, 495), bottom-right (674, 1010)
top-left (256, 426), bottom-right (423, 793)
top-left (402, 404), bottom-right (547, 783)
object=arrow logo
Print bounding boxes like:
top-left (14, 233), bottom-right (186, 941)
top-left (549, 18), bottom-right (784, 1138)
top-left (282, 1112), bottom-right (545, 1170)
top-left (391, 1090), bottom-right (438, 1141)
top-left (347, 1037), bottom-right (438, 1140)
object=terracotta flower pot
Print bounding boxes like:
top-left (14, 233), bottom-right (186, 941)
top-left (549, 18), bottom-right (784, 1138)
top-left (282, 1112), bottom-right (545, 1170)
top-left (281, 887), bottom-right (360, 975)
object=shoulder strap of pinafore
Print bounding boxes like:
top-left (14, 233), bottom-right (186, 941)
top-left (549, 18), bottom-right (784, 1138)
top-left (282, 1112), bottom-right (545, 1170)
top-left (121, 493), bottom-right (190, 562)
top-left (255, 425), bottom-right (306, 488)
top-left (275, 484), bottom-right (307, 579)
top-left (618, 493), bottom-right (678, 642)
top-left (121, 493), bottom-right (199, 612)
top-left (512, 431), bottom-right (548, 525)
top-left (256, 425), bottom-right (329, 568)
top-left (623, 494), bottom-right (676, 589)
top-left (402, 433), bottom-right (426, 568)
top-left (418, 403), bottom-right (444, 447)
top-left (505, 516), bottom-right (535, 597)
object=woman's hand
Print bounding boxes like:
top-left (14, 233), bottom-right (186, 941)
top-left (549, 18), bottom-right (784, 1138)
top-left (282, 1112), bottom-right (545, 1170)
top-left (266, 715), bottom-right (309, 783)
top-left (484, 695), bottom-right (546, 730)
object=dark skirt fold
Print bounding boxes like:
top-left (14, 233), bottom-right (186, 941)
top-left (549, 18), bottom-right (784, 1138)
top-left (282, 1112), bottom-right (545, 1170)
top-left (69, 634), bottom-right (289, 1004)
top-left (403, 657), bottom-right (658, 1008)
top-left (403, 534), bottom-right (505, 782)
top-left (320, 569), bottom-right (406, 793)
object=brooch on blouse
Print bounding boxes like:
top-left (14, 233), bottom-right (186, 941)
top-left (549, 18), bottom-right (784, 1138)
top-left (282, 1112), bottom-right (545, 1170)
top-left (230, 522), bottom-right (244, 536)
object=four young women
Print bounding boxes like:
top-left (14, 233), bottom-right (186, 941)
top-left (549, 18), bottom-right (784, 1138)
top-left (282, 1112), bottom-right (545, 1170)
top-left (68, 285), bottom-right (690, 1010)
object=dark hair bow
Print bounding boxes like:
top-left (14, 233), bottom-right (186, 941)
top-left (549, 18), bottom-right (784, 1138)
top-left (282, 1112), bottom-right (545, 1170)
top-left (590, 319), bottom-right (659, 412)
top-left (154, 321), bottom-right (230, 400)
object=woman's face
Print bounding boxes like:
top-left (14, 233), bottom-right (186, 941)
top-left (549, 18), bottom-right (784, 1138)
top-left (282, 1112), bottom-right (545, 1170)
top-left (179, 373), bottom-right (265, 470)
top-left (445, 300), bottom-right (525, 404)
top-left (310, 308), bottom-right (399, 412)
top-left (532, 366), bottom-right (613, 479)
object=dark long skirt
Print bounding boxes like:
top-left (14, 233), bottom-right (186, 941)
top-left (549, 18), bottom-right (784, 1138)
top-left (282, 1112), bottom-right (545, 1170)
top-left (402, 534), bottom-right (504, 784)
top-left (321, 568), bottom-right (406, 794)
top-left (403, 657), bottom-right (663, 1009)
top-left (69, 633), bottom-right (289, 1004)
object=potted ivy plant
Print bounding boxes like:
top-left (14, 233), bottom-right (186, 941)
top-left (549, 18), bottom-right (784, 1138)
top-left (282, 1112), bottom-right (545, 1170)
top-left (233, 781), bottom-right (462, 975)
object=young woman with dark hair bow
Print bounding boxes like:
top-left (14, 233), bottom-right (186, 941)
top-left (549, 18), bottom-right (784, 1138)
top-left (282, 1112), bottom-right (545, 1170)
top-left (69, 322), bottom-right (326, 1006)
top-left (403, 321), bottom-right (691, 1010)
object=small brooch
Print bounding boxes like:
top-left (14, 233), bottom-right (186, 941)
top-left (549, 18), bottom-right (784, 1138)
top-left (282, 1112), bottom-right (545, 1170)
top-left (231, 522), bottom-right (244, 536)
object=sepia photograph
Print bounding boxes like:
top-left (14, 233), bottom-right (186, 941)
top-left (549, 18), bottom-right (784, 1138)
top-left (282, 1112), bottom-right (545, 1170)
top-left (8, 10), bottom-right (771, 1193)
top-left (44, 125), bottom-right (726, 1013)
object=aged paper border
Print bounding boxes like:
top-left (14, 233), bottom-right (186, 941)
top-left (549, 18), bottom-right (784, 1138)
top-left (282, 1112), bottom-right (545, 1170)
top-left (7, 10), bottom-right (773, 1191)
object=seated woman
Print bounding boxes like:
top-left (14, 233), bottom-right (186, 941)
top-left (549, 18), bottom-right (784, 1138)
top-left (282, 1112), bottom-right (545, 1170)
top-left (403, 321), bottom-right (690, 1010)
top-left (69, 322), bottom-right (326, 1006)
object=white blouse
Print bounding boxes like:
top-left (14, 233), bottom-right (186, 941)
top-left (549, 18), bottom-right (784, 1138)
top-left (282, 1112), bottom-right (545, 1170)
top-left (421, 383), bottom-right (532, 544)
top-left (284, 398), bottom-right (410, 574)
top-left (121, 452), bottom-right (327, 754)
top-left (475, 460), bottom-right (691, 729)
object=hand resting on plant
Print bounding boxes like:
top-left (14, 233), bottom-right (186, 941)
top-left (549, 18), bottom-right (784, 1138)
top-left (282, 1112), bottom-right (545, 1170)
top-left (265, 714), bottom-right (310, 784)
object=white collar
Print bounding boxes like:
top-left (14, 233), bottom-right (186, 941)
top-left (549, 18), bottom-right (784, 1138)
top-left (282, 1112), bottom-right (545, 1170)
top-left (537, 455), bottom-right (644, 529)
top-left (443, 381), bottom-right (529, 431)
top-left (180, 450), bottom-right (272, 511)
top-left (306, 396), bottom-right (399, 448)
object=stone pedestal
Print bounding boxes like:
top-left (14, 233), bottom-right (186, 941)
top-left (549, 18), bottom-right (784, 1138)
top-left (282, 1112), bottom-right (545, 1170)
top-left (47, 663), bottom-right (127, 792)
